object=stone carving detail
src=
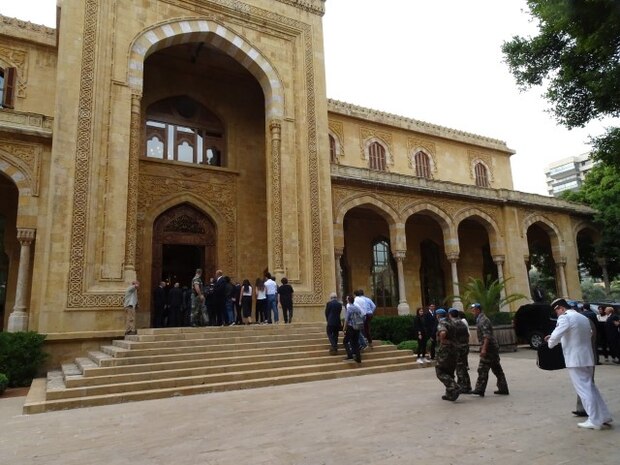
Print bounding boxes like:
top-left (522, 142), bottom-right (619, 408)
top-left (0, 140), bottom-right (41, 196)
top-left (270, 120), bottom-right (284, 271)
top-left (360, 127), bottom-right (394, 164)
top-left (468, 149), bottom-right (494, 184)
top-left (136, 168), bottom-right (237, 280)
top-left (0, 46), bottom-right (28, 98)
top-left (163, 214), bottom-right (206, 234)
top-left (406, 137), bottom-right (438, 175)
top-left (328, 119), bottom-right (345, 159)
top-left (66, 0), bottom-right (124, 309)
top-left (161, 0), bottom-right (325, 17)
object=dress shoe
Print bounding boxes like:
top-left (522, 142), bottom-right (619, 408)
top-left (470, 390), bottom-right (485, 397)
top-left (494, 390), bottom-right (509, 395)
top-left (572, 410), bottom-right (588, 417)
top-left (577, 420), bottom-right (603, 430)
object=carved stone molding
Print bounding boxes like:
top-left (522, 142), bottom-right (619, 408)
top-left (360, 126), bottom-right (394, 165)
top-left (16, 227), bottom-right (36, 243)
top-left (407, 136), bottom-right (438, 176)
top-left (0, 139), bottom-right (42, 196)
top-left (468, 149), bottom-right (494, 184)
top-left (0, 14), bottom-right (56, 46)
top-left (0, 45), bottom-right (28, 98)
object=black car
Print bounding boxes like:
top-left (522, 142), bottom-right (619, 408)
top-left (513, 303), bottom-right (557, 349)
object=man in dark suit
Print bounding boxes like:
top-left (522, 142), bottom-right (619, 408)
top-left (325, 292), bottom-right (343, 354)
top-left (153, 281), bottom-right (167, 328)
top-left (212, 270), bottom-right (226, 326)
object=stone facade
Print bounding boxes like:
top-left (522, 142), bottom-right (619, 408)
top-left (0, 1), bottom-right (599, 365)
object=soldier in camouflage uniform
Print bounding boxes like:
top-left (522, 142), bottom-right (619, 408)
top-left (470, 303), bottom-right (509, 396)
top-left (449, 308), bottom-right (472, 394)
top-left (434, 308), bottom-right (460, 401)
top-left (190, 268), bottom-right (206, 326)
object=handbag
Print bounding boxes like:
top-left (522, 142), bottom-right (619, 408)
top-left (537, 342), bottom-right (566, 370)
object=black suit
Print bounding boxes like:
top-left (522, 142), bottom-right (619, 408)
top-left (153, 285), bottom-right (167, 328)
top-left (325, 299), bottom-right (343, 350)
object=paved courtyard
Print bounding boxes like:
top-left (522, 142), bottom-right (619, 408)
top-left (1, 349), bottom-right (618, 465)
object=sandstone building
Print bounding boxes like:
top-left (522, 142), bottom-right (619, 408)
top-left (0, 0), bottom-right (601, 363)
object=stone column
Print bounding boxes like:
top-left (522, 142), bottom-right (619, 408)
top-left (556, 258), bottom-right (568, 298)
top-left (7, 228), bottom-right (36, 332)
top-left (334, 247), bottom-right (344, 301)
top-left (493, 255), bottom-right (508, 312)
top-left (123, 92), bottom-right (141, 284)
top-left (393, 251), bottom-right (410, 315)
top-left (597, 257), bottom-right (611, 296)
top-left (447, 252), bottom-right (463, 311)
top-left (269, 120), bottom-right (285, 280)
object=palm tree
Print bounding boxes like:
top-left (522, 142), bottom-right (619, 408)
top-left (458, 275), bottom-right (525, 314)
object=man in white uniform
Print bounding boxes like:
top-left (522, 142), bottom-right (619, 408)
top-left (545, 298), bottom-right (613, 430)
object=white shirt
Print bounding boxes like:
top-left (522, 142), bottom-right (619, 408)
top-left (547, 309), bottom-right (595, 368)
top-left (264, 278), bottom-right (277, 296)
top-left (354, 295), bottom-right (376, 315)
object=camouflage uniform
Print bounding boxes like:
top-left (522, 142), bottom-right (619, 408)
top-left (435, 317), bottom-right (459, 400)
top-left (453, 318), bottom-right (472, 393)
top-left (191, 275), bottom-right (206, 326)
top-left (474, 312), bottom-right (509, 394)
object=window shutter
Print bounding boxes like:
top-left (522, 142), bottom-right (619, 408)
top-left (2, 67), bottom-right (17, 108)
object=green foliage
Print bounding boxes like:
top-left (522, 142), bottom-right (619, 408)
top-left (396, 340), bottom-right (418, 351)
top-left (0, 332), bottom-right (47, 388)
top-left (562, 164), bottom-right (620, 280)
top-left (0, 373), bottom-right (8, 395)
top-left (490, 312), bottom-right (515, 326)
top-left (371, 315), bottom-right (415, 345)
top-left (457, 276), bottom-right (526, 314)
top-left (581, 278), bottom-right (608, 301)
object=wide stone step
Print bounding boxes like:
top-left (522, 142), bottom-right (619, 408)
top-left (65, 348), bottom-right (402, 387)
top-left (113, 331), bottom-right (327, 349)
top-left (47, 354), bottom-right (415, 399)
top-left (129, 325), bottom-right (326, 342)
top-left (26, 361), bottom-right (419, 413)
top-left (102, 336), bottom-right (330, 358)
top-left (137, 322), bottom-right (326, 336)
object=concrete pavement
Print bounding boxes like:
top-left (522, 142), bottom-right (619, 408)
top-left (1, 349), bottom-right (618, 464)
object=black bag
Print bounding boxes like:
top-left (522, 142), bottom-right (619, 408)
top-left (537, 342), bottom-right (566, 370)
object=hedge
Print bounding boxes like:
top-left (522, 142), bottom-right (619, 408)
top-left (0, 331), bottom-right (48, 388)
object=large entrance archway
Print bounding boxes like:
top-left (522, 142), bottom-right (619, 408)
top-left (0, 172), bottom-right (19, 331)
top-left (152, 203), bottom-right (216, 323)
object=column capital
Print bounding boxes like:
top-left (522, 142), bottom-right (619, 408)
top-left (269, 119), bottom-right (282, 134)
top-left (393, 250), bottom-right (406, 261)
top-left (555, 257), bottom-right (567, 267)
top-left (446, 252), bottom-right (459, 263)
top-left (492, 255), bottom-right (505, 265)
top-left (16, 228), bottom-right (36, 244)
top-left (334, 246), bottom-right (344, 257)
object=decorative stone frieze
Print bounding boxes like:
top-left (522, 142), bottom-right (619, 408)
top-left (0, 14), bottom-right (56, 47)
top-left (0, 138), bottom-right (42, 196)
top-left (0, 45), bottom-right (28, 98)
top-left (0, 109), bottom-right (53, 138)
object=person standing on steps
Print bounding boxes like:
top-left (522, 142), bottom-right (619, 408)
top-left (324, 292), bottom-right (342, 354)
top-left (469, 303), bottom-right (509, 397)
top-left (123, 280), bottom-right (139, 335)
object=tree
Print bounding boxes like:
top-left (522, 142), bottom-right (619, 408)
top-left (457, 276), bottom-right (526, 314)
top-left (502, 0), bottom-right (620, 168)
top-left (562, 163), bottom-right (620, 279)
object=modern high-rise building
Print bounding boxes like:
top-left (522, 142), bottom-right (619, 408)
top-left (545, 153), bottom-right (596, 196)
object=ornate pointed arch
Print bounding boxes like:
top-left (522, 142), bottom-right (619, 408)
top-left (454, 207), bottom-right (504, 256)
top-left (401, 202), bottom-right (456, 252)
top-left (127, 18), bottom-right (285, 119)
top-left (522, 213), bottom-right (565, 259)
top-left (0, 141), bottom-right (41, 196)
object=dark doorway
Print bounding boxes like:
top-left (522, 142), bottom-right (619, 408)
top-left (161, 244), bottom-right (203, 288)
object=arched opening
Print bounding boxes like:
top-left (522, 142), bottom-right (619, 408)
top-left (342, 207), bottom-right (398, 313)
top-left (152, 203), bottom-right (217, 326)
top-left (526, 223), bottom-right (558, 302)
top-left (405, 212), bottom-right (449, 308)
top-left (457, 219), bottom-right (497, 284)
top-left (0, 172), bottom-right (19, 331)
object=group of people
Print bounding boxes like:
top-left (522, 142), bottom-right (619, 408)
top-left (187, 269), bottom-right (294, 327)
top-left (592, 304), bottom-right (620, 365)
top-left (429, 303), bottom-right (509, 402)
top-left (123, 269), bottom-right (295, 335)
top-left (324, 289), bottom-right (377, 364)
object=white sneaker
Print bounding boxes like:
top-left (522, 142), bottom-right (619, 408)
top-left (417, 358), bottom-right (424, 364)
top-left (578, 420), bottom-right (604, 430)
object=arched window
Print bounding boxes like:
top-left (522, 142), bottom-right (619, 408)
top-left (368, 142), bottom-right (386, 171)
top-left (371, 238), bottom-right (399, 307)
top-left (144, 96), bottom-right (225, 166)
top-left (474, 162), bottom-right (489, 187)
top-left (0, 67), bottom-right (17, 109)
top-left (329, 134), bottom-right (337, 163)
top-left (414, 151), bottom-right (431, 179)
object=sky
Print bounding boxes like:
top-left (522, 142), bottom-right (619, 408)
top-left (1, 0), bottom-right (615, 195)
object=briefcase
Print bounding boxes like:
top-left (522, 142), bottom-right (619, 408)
top-left (537, 342), bottom-right (566, 370)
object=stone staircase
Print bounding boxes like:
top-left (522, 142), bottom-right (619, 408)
top-left (23, 323), bottom-right (428, 414)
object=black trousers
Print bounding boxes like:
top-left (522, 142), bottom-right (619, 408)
top-left (343, 326), bottom-right (361, 362)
